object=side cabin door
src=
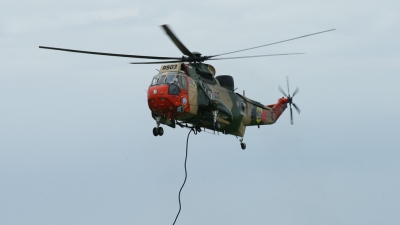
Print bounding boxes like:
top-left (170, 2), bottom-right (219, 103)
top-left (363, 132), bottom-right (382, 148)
top-left (178, 74), bottom-right (189, 112)
top-left (187, 76), bottom-right (198, 115)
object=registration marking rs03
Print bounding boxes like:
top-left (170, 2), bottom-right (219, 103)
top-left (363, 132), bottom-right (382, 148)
top-left (162, 64), bottom-right (178, 70)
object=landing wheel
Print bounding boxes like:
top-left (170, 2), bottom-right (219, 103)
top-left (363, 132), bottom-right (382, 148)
top-left (157, 127), bottom-right (164, 136)
top-left (240, 143), bottom-right (246, 150)
top-left (153, 127), bottom-right (158, 136)
top-left (214, 121), bottom-right (221, 130)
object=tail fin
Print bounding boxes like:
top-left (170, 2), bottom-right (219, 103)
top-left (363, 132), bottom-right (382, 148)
top-left (267, 98), bottom-right (289, 122)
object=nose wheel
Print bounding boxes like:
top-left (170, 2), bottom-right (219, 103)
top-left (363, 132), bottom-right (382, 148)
top-left (153, 127), bottom-right (164, 136)
top-left (152, 116), bottom-right (164, 137)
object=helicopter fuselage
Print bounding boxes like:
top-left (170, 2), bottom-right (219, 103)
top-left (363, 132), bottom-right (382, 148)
top-left (147, 62), bottom-right (289, 137)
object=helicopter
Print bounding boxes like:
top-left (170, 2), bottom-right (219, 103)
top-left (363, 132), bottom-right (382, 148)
top-left (39, 25), bottom-right (334, 149)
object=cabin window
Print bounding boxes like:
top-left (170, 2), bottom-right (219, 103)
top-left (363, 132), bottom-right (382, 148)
top-left (207, 90), bottom-right (213, 99)
top-left (189, 78), bottom-right (195, 87)
top-left (240, 102), bottom-right (246, 113)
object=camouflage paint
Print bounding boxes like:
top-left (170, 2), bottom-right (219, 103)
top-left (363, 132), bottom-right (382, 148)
top-left (148, 62), bottom-right (288, 137)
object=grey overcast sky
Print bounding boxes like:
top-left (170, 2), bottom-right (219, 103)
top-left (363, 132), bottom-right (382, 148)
top-left (1, 0), bottom-right (399, 224)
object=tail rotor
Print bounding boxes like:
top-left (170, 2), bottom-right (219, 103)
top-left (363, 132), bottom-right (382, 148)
top-left (279, 76), bottom-right (300, 125)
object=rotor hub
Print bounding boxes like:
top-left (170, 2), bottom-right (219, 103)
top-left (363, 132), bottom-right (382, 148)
top-left (191, 51), bottom-right (202, 58)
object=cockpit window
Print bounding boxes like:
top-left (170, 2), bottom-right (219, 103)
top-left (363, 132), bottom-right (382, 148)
top-left (166, 74), bottom-right (176, 84)
top-left (150, 72), bottom-right (187, 87)
top-left (151, 75), bottom-right (160, 85)
top-left (159, 75), bottom-right (167, 84)
top-left (179, 75), bottom-right (187, 90)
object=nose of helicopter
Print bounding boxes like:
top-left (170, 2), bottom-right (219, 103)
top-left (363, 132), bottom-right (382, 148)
top-left (147, 84), bottom-right (187, 116)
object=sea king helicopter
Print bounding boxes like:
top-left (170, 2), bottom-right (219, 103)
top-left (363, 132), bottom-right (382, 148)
top-left (39, 25), bottom-right (334, 149)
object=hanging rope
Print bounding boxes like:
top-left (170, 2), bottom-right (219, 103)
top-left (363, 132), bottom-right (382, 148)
top-left (172, 128), bottom-right (193, 225)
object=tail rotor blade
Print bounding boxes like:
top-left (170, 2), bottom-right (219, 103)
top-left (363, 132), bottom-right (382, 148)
top-left (292, 87), bottom-right (299, 98)
top-left (286, 76), bottom-right (290, 96)
top-left (279, 86), bottom-right (288, 97)
top-left (292, 103), bottom-right (301, 114)
top-left (290, 105), bottom-right (293, 125)
top-left (279, 77), bottom-right (300, 125)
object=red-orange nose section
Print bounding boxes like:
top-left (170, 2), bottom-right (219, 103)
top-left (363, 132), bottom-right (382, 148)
top-left (147, 84), bottom-right (189, 117)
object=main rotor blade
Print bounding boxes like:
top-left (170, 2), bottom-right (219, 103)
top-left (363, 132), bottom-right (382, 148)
top-left (130, 60), bottom-right (182, 64)
top-left (39, 46), bottom-right (181, 60)
top-left (210, 29), bottom-right (335, 57)
top-left (161, 24), bottom-right (194, 58)
top-left (207, 53), bottom-right (303, 60)
top-left (278, 86), bottom-right (288, 97)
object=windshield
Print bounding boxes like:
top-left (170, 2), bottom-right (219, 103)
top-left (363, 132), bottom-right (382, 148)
top-left (150, 72), bottom-right (187, 89)
top-left (166, 74), bottom-right (176, 83)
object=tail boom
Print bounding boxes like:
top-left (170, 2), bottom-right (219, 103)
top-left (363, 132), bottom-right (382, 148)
top-left (244, 97), bottom-right (288, 126)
